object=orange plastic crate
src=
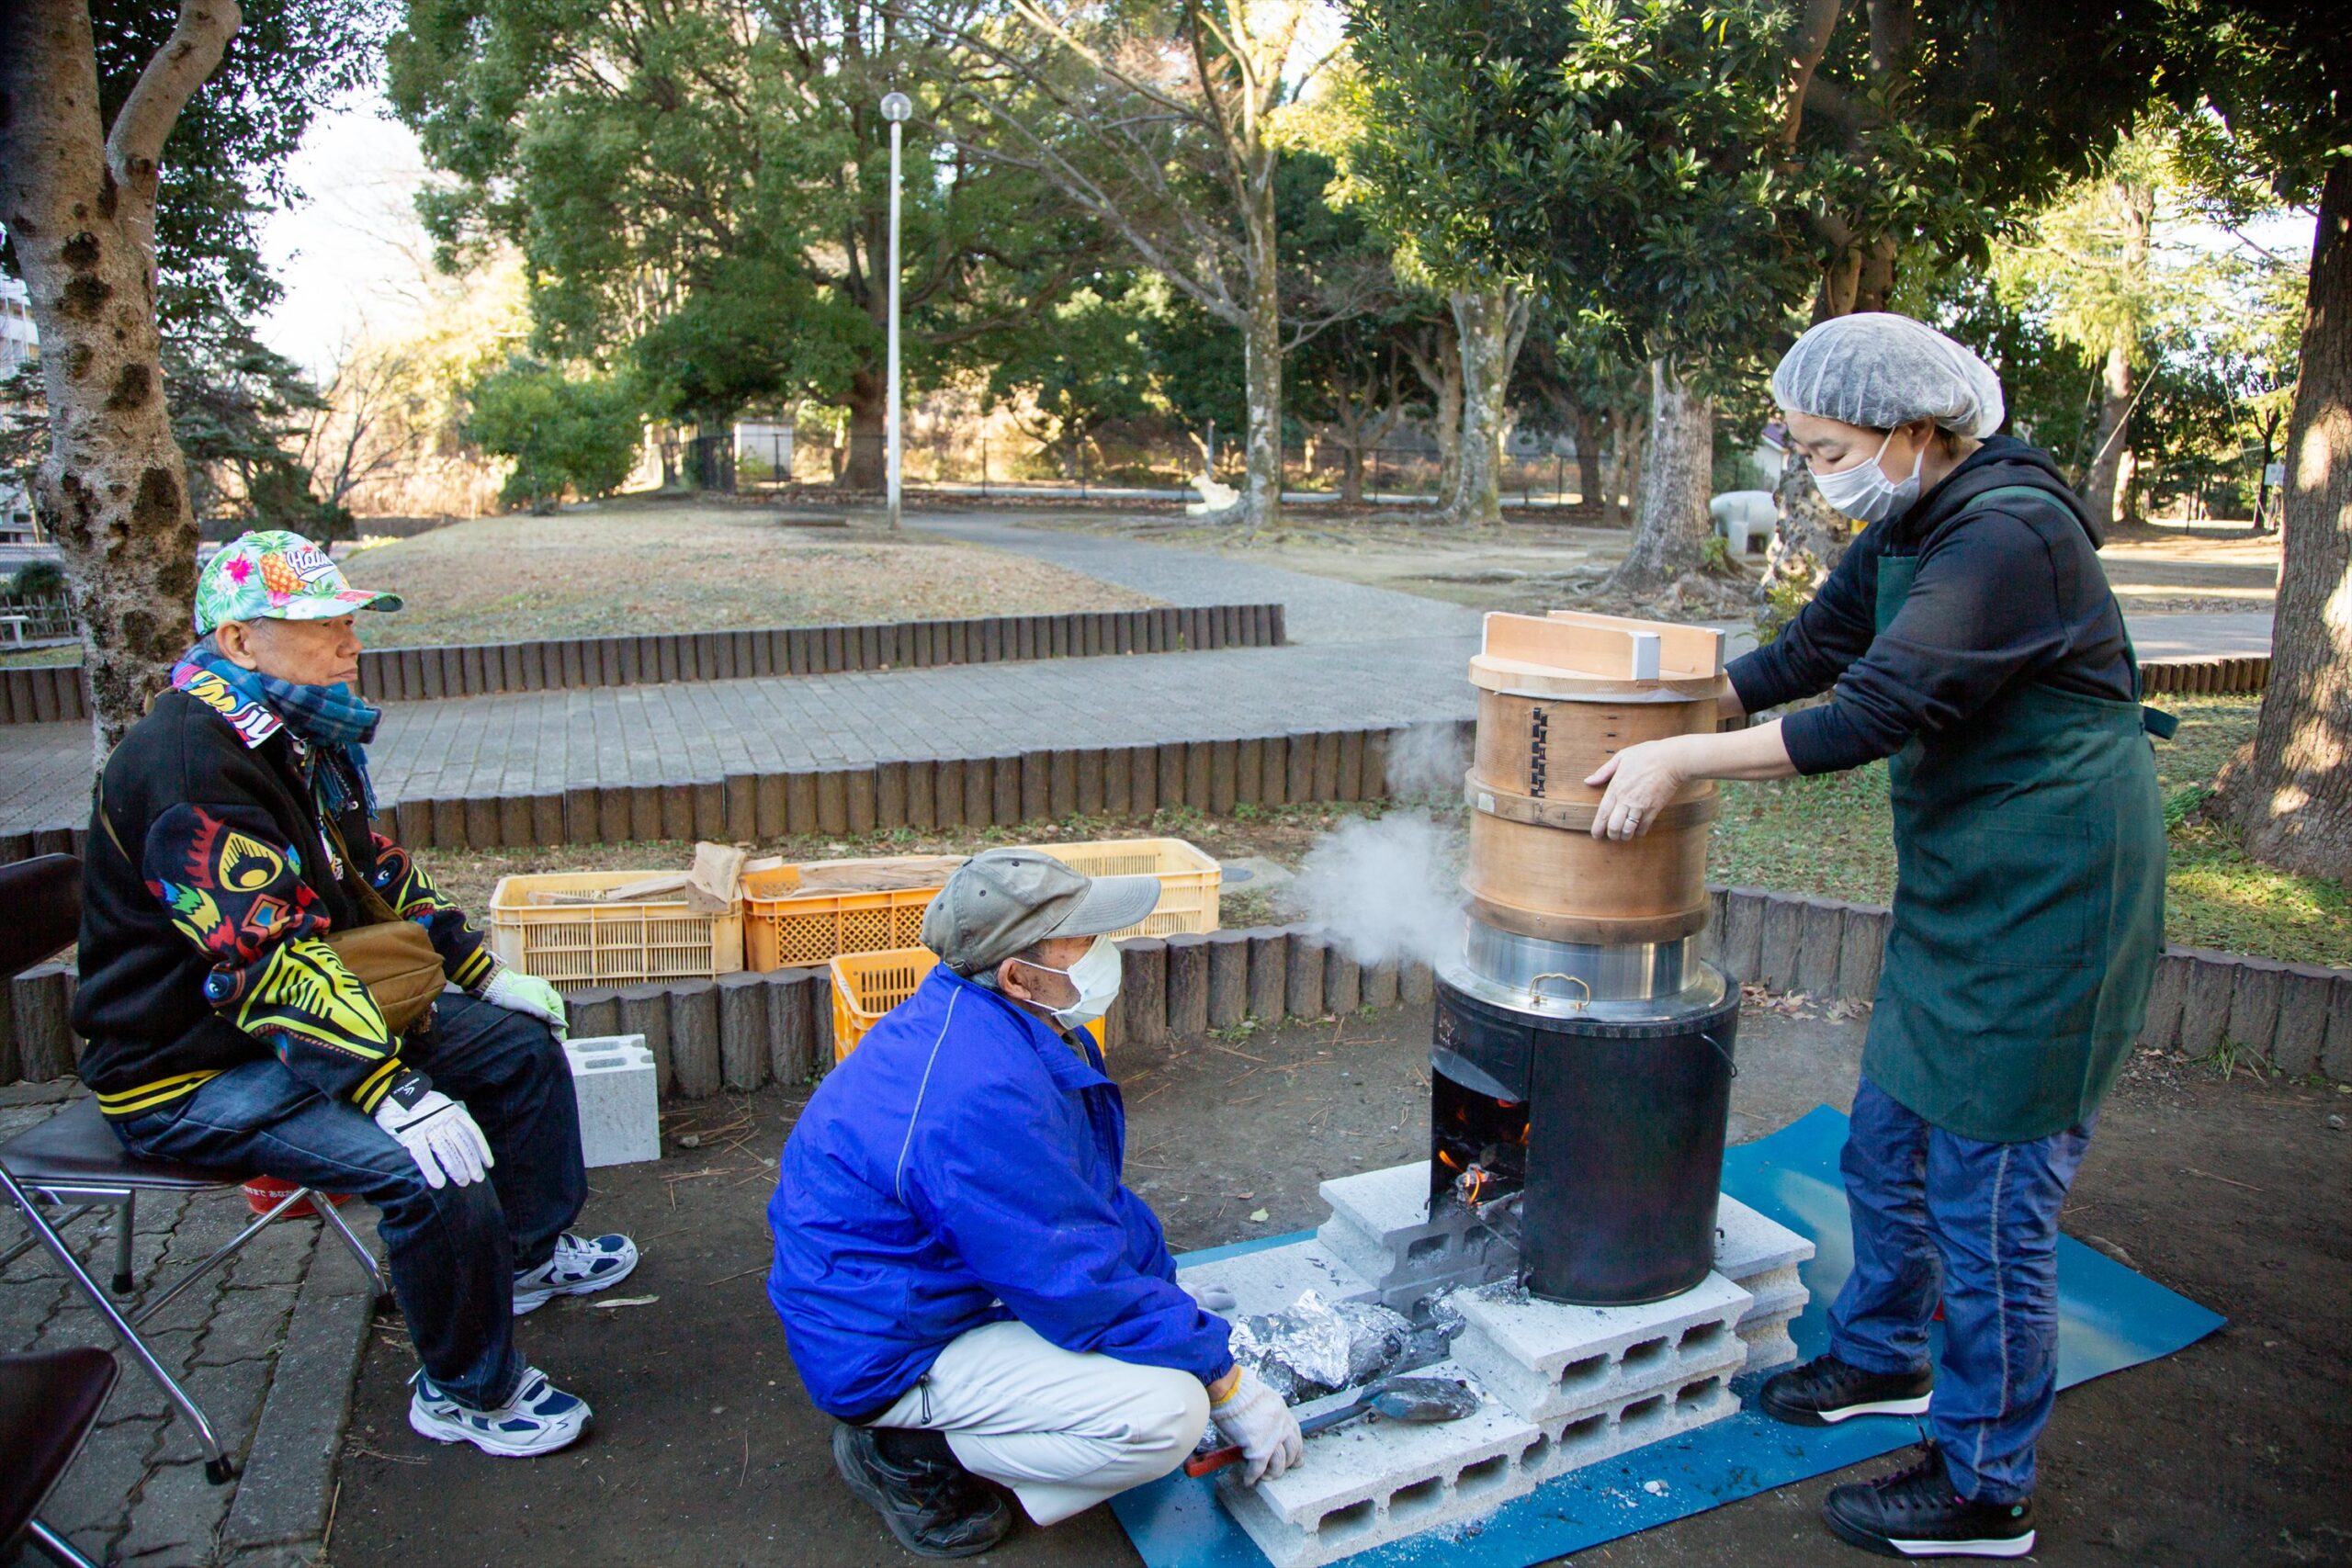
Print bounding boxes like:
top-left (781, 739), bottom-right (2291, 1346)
top-left (747, 840), bottom-right (1219, 972)
top-left (830, 946), bottom-right (1105, 1064)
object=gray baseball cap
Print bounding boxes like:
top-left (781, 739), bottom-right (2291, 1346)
top-left (921, 848), bottom-right (1161, 976)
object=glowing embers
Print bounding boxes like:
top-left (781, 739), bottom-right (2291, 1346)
top-left (1430, 1065), bottom-right (1530, 1213)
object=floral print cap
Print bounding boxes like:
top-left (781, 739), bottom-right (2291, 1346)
top-left (194, 531), bottom-right (402, 633)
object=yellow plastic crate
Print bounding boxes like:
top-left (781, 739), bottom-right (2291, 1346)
top-left (741, 856), bottom-right (961, 972)
top-left (1037, 838), bottom-right (1220, 938)
top-left (746, 839), bottom-right (1218, 972)
top-left (487, 871), bottom-right (744, 988)
top-left (830, 946), bottom-right (1105, 1063)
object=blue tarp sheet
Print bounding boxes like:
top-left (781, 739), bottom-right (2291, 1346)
top-left (1111, 1104), bottom-right (2225, 1568)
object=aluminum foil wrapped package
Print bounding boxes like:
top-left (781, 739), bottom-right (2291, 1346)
top-left (1226, 1289), bottom-right (1414, 1404)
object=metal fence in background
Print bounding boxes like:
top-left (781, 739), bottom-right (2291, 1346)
top-left (0, 592), bottom-right (72, 639)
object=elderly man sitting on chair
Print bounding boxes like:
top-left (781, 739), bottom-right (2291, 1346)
top-left (74, 532), bottom-right (637, 1458)
top-left (767, 850), bottom-right (1305, 1557)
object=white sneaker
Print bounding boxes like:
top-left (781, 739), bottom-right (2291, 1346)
top-left (409, 1366), bottom-right (591, 1457)
top-left (512, 1231), bottom-right (639, 1315)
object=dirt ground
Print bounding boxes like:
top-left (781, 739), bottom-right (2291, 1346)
top-left (334, 496), bottom-right (1156, 649)
top-left (328, 995), bottom-right (2349, 1568)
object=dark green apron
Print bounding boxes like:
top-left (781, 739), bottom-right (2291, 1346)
top-left (1861, 487), bottom-right (2169, 1144)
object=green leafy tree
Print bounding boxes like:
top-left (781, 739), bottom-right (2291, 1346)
top-left (985, 276), bottom-right (1163, 477)
top-left (389, 0), bottom-right (1098, 502)
top-left (463, 362), bottom-right (643, 513)
top-left (2158, 0), bottom-right (2352, 877)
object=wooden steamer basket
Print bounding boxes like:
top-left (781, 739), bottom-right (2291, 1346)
top-left (1463, 611), bottom-right (1729, 950)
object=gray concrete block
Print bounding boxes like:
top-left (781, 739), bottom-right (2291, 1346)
top-left (1316, 1162), bottom-right (1516, 1308)
top-left (1711, 1194), bottom-right (1815, 1286)
top-left (1400, 961), bottom-right (1435, 1007)
top-left (1449, 1271), bottom-right (1752, 1424)
top-left (1173, 1237), bottom-right (1378, 1318)
top-left (1361, 958), bottom-right (1400, 1010)
top-left (567, 987), bottom-right (621, 1042)
top-left (1325, 948), bottom-right (1362, 1014)
top-left (765, 968), bottom-right (820, 1086)
top-left (1121, 938), bottom-right (1169, 1047)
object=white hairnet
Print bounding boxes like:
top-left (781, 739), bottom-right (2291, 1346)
top-left (1770, 312), bottom-right (2007, 438)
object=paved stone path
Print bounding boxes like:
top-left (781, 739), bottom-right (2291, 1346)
top-left (1, 1087), bottom-right (374, 1567)
top-left (0, 517), bottom-right (2279, 838)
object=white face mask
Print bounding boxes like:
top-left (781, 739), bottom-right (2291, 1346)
top-left (1016, 934), bottom-right (1124, 1028)
top-left (1810, 427), bottom-right (1924, 523)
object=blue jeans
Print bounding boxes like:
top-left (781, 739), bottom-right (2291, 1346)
top-left (114, 994), bottom-right (584, 1408)
top-left (1827, 1077), bottom-right (2095, 1504)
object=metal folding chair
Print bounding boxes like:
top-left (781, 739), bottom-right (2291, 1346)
top-left (0, 1101), bottom-right (387, 1483)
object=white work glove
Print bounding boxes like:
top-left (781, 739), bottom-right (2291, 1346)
top-left (1209, 1367), bottom-right (1304, 1486)
top-left (1184, 1281), bottom-right (1238, 1314)
top-left (483, 964), bottom-right (569, 1039)
top-left (374, 1078), bottom-right (493, 1190)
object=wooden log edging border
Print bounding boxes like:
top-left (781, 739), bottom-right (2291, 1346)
top-left (0, 603), bottom-right (1288, 725)
top-left (2138, 655), bottom-right (2271, 696)
top-left (9, 906), bottom-right (2348, 1095)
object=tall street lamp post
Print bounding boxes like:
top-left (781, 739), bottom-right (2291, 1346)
top-left (881, 90), bottom-right (913, 530)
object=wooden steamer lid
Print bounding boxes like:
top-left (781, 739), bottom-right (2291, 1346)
top-left (1464, 611), bottom-right (1728, 948)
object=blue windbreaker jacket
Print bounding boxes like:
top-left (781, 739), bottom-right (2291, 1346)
top-left (766, 966), bottom-right (1235, 1417)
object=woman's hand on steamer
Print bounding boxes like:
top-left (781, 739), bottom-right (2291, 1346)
top-left (1586, 738), bottom-right (1689, 840)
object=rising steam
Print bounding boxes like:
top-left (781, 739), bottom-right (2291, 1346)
top-left (1289, 809), bottom-right (1467, 973)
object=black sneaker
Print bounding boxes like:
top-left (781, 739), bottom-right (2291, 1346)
top-left (1759, 1353), bottom-right (1933, 1426)
top-left (1823, 1443), bottom-right (2036, 1559)
top-left (831, 1424), bottom-right (1012, 1559)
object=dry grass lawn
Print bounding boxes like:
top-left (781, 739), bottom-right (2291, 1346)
top-left (340, 496), bottom-right (1156, 648)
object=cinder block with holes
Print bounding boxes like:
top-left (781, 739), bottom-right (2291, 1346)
top-left (1218, 1359), bottom-right (1747, 1568)
top-left (1174, 1237), bottom-right (1377, 1319)
top-left (1448, 1271), bottom-right (1754, 1424)
top-left (1316, 1161), bottom-right (1519, 1307)
top-left (564, 1034), bottom-right (662, 1168)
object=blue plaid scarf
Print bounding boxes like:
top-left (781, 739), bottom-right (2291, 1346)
top-left (173, 644), bottom-right (381, 818)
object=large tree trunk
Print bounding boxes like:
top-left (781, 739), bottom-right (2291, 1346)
top-left (2081, 173), bottom-right (2153, 528)
top-left (1572, 409), bottom-right (1605, 520)
top-left (2225, 160), bottom-right (2352, 878)
top-left (1438, 288), bottom-right (1528, 527)
top-left (1608, 360), bottom-right (1714, 592)
top-left (2082, 341), bottom-right (2135, 529)
top-left (1, 0), bottom-right (236, 766)
top-left (1233, 176), bottom-right (1283, 531)
top-left (1600, 406), bottom-right (1646, 531)
top-left (1757, 448), bottom-right (1853, 638)
top-left (1404, 317), bottom-right (1463, 512)
top-left (842, 369), bottom-right (887, 493)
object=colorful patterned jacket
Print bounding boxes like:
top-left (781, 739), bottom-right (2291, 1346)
top-left (74, 684), bottom-right (496, 1121)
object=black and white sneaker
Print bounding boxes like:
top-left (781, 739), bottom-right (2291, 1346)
top-left (1822, 1443), bottom-right (2036, 1558)
top-left (1760, 1353), bottom-right (1933, 1426)
top-left (831, 1424), bottom-right (1012, 1560)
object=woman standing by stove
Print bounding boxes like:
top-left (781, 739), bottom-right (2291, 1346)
top-left (1585, 311), bottom-right (2167, 1562)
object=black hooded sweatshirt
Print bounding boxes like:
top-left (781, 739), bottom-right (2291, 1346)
top-left (1726, 434), bottom-right (2137, 775)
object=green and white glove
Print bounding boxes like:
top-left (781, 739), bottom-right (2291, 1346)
top-left (482, 963), bottom-right (569, 1040)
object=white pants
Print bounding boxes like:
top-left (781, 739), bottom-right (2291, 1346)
top-left (868, 1319), bottom-right (1212, 1526)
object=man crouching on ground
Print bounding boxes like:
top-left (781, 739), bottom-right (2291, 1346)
top-left (766, 850), bottom-right (1304, 1557)
top-left (75, 532), bottom-right (638, 1459)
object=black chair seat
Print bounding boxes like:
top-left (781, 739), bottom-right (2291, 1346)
top-left (0, 1099), bottom-right (236, 1192)
top-left (0, 1347), bottom-right (118, 1542)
